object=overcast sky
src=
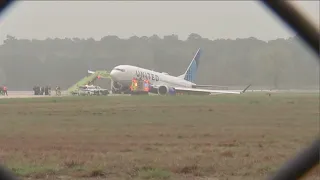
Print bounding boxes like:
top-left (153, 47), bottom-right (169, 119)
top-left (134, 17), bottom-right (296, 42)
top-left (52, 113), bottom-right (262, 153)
top-left (0, 1), bottom-right (318, 44)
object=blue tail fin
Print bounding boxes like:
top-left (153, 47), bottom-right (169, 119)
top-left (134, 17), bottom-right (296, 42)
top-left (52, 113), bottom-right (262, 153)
top-left (179, 48), bottom-right (201, 83)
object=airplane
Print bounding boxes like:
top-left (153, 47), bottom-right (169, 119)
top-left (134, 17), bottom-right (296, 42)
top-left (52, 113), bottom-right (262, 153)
top-left (89, 48), bottom-right (251, 95)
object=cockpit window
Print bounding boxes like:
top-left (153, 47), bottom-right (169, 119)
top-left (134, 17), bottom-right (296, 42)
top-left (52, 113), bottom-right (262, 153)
top-left (114, 68), bottom-right (125, 72)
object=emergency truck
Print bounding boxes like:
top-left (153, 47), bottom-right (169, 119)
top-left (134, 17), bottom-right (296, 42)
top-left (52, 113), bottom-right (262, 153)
top-left (130, 78), bottom-right (150, 95)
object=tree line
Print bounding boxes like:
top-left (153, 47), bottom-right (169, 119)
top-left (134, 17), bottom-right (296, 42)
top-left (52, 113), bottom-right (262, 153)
top-left (0, 33), bottom-right (318, 90)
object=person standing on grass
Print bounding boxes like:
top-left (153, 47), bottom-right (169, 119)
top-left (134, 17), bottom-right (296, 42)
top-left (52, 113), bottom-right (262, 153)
top-left (48, 85), bottom-right (51, 96)
top-left (55, 85), bottom-right (61, 96)
top-left (57, 86), bottom-right (61, 96)
top-left (3, 85), bottom-right (7, 96)
top-left (55, 86), bottom-right (59, 95)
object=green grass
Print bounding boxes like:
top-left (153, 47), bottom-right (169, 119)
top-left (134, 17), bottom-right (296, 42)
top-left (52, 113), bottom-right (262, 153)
top-left (10, 165), bottom-right (57, 177)
top-left (138, 167), bottom-right (172, 180)
top-left (0, 93), bottom-right (318, 180)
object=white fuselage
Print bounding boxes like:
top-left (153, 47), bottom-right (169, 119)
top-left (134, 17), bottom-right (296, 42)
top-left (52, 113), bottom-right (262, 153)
top-left (110, 65), bottom-right (196, 88)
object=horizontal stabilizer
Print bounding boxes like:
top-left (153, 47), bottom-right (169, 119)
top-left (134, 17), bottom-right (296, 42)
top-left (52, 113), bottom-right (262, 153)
top-left (88, 70), bottom-right (95, 74)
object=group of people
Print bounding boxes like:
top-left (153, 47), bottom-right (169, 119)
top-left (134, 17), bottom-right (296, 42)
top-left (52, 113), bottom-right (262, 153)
top-left (33, 85), bottom-right (61, 96)
top-left (0, 86), bottom-right (8, 96)
top-left (0, 85), bottom-right (63, 96)
top-left (33, 85), bottom-right (51, 95)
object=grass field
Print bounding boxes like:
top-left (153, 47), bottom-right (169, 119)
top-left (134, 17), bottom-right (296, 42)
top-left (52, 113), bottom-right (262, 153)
top-left (0, 93), bottom-right (319, 180)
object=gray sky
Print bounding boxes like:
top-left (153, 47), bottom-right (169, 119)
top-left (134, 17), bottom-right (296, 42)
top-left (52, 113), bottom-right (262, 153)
top-left (0, 1), bottom-right (318, 44)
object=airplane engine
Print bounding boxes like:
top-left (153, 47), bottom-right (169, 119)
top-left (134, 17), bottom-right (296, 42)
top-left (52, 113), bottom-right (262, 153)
top-left (149, 86), bottom-right (158, 94)
top-left (157, 86), bottom-right (176, 95)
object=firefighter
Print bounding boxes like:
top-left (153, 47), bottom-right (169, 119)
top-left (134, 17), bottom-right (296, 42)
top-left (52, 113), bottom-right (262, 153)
top-left (132, 78), bottom-right (138, 91)
top-left (134, 79), bottom-right (138, 91)
top-left (130, 82), bottom-right (133, 91)
top-left (144, 80), bottom-right (150, 92)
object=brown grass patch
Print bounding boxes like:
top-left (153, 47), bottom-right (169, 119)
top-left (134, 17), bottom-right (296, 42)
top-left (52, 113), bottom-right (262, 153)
top-left (0, 93), bottom-right (318, 180)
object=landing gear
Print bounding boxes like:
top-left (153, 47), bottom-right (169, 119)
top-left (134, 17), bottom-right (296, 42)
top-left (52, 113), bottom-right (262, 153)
top-left (111, 80), bottom-right (130, 94)
top-left (112, 88), bottom-right (121, 94)
top-left (111, 80), bottom-right (121, 94)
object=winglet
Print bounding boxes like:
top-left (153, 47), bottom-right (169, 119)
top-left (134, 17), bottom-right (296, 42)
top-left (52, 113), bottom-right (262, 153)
top-left (241, 84), bottom-right (252, 93)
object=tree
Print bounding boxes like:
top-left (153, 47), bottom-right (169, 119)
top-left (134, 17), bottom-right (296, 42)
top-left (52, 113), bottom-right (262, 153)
top-left (0, 34), bottom-right (318, 90)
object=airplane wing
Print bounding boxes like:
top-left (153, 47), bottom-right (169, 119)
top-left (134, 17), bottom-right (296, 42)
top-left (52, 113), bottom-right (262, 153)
top-left (192, 84), bottom-right (230, 89)
top-left (152, 84), bottom-right (251, 95)
top-left (174, 87), bottom-right (242, 95)
top-left (191, 85), bottom-right (215, 88)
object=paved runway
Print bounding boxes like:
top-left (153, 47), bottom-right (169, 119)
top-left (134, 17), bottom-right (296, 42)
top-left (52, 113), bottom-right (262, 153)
top-left (0, 91), bottom-right (65, 99)
top-left (0, 89), bottom-right (318, 99)
top-left (0, 91), bottom-right (131, 99)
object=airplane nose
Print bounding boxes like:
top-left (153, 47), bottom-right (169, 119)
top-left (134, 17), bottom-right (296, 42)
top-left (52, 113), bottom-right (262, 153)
top-left (110, 70), bottom-right (118, 81)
